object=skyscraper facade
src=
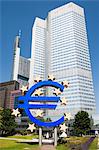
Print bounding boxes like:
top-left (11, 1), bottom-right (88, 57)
top-left (29, 2), bottom-right (96, 118)
top-left (12, 33), bottom-right (30, 87)
top-left (29, 18), bottom-right (46, 87)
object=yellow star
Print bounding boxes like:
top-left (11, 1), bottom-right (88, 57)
top-left (34, 76), bottom-right (42, 82)
top-left (53, 88), bottom-right (61, 96)
top-left (20, 86), bottom-right (28, 93)
top-left (64, 113), bottom-right (71, 120)
top-left (60, 123), bottom-right (68, 131)
top-left (48, 74), bottom-right (55, 81)
top-left (60, 97), bottom-right (67, 105)
top-left (27, 123), bottom-right (36, 132)
top-left (35, 109), bottom-right (43, 117)
top-left (60, 132), bottom-right (67, 138)
top-left (61, 81), bottom-right (69, 88)
top-left (12, 108), bottom-right (20, 117)
top-left (18, 114), bottom-right (21, 117)
top-left (34, 89), bottom-right (43, 96)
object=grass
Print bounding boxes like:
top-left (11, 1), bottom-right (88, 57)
top-left (0, 134), bottom-right (39, 150)
top-left (7, 134), bottom-right (38, 139)
top-left (0, 139), bottom-right (39, 150)
top-left (0, 135), bottom-right (94, 150)
top-left (88, 137), bottom-right (98, 150)
top-left (57, 143), bottom-right (70, 150)
top-left (56, 136), bottom-right (90, 150)
top-left (67, 136), bottom-right (89, 144)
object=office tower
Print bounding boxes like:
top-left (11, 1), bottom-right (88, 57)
top-left (29, 2), bottom-right (96, 118)
top-left (12, 32), bottom-right (30, 87)
top-left (29, 18), bottom-right (46, 87)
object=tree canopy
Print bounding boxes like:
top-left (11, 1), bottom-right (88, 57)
top-left (0, 108), bottom-right (17, 136)
top-left (73, 111), bottom-right (91, 136)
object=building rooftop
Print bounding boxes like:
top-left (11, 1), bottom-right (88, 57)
top-left (0, 80), bottom-right (19, 87)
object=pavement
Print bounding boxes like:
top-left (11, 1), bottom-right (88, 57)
top-left (40, 145), bottom-right (56, 150)
top-left (97, 135), bottom-right (99, 150)
top-left (81, 136), bottom-right (95, 150)
top-left (0, 137), bottom-right (54, 144)
top-left (0, 137), bottom-right (34, 142)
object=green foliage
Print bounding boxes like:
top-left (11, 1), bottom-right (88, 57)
top-left (17, 130), bottom-right (28, 135)
top-left (0, 107), bottom-right (3, 128)
top-left (0, 108), bottom-right (17, 136)
top-left (45, 117), bottom-right (52, 122)
top-left (73, 111), bottom-right (91, 136)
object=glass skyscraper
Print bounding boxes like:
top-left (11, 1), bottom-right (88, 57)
top-left (12, 33), bottom-right (30, 87)
top-left (29, 2), bottom-right (96, 118)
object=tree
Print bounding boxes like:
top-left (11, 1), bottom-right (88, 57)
top-left (0, 107), bottom-right (3, 129)
top-left (45, 117), bottom-right (52, 122)
top-left (0, 108), bottom-right (17, 136)
top-left (73, 111), bottom-right (91, 136)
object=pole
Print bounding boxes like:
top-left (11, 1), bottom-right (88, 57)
top-left (54, 127), bottom-right (57, 146)
top-left (39, 127), bottom-right (42, 146)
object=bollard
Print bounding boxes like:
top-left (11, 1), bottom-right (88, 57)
top-left (39, 127), bottom-right (42, 146)
top-left (54, 127), bottom-right (57, 146)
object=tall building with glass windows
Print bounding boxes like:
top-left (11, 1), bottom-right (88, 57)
top-left (12, 33), bottom-right (30, 88)
top-left (29, 18), bottom-right (46, 87)
top-left (29, 2), bottom-right (96, 118)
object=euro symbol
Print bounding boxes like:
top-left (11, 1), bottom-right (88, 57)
top-left (18, 80), bottom-right (65, 127)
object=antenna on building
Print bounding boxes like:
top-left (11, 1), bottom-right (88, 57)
top-left (18, 29), bottom-right (21, 37)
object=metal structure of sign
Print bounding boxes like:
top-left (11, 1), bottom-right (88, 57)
top-left (18, 80), bottom-right (65, 127)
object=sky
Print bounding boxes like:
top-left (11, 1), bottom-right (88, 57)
top-left (0, 0), bottom-right (99, 113)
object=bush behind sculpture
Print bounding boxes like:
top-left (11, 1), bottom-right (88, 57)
top-left (0, 108), bottom-right (17, 136)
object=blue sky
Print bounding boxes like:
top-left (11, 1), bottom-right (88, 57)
top-left (0, 0), bottom-right (99, 113)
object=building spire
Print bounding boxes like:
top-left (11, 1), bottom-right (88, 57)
top-left (18, 29), bottom-right (21, 37)
top-left (14, 30), bottom-right (21, 50)
top-left (11, 30), bottom-right (21, 81)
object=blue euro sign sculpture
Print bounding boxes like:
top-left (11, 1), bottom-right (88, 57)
top-left (18, 80), bottom-right (65, 127)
